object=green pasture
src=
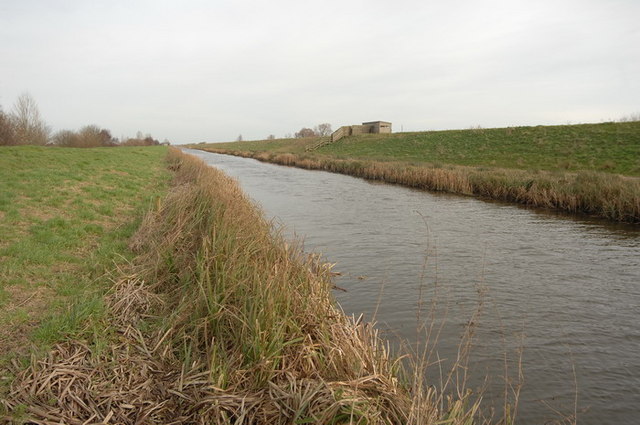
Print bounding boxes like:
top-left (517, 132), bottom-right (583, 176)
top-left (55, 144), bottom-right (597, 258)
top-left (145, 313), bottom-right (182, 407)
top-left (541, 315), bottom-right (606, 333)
top-left (0, 146), bottom-right (168, 376)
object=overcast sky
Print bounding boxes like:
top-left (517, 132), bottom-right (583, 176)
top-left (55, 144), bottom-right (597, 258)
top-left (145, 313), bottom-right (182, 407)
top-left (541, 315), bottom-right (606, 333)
top-left (1, 0), bottom-right (638, 144)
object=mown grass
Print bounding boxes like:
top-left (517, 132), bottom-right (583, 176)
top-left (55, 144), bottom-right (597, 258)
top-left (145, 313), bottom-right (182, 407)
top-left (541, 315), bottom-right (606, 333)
top-left (0, 146), bottom-right (169, 392)
top-left (3, 148), bottom-right (512, 424)
top-left (192, 121), bottom-right (640, 222)
top-left (322, 122), bottom-right (640, 176)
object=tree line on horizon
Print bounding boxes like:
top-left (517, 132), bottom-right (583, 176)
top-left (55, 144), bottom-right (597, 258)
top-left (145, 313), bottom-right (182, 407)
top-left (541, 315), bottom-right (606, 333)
top-left (0, 93), bottom-right (166, 147)
top-left (237, 122), bottom-right (333, 142)
top-left (292, 122), bottom-right (332, 138)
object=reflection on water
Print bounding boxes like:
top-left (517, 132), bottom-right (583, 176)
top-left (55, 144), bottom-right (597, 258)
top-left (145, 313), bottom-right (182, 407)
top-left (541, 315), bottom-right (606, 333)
top-left (184, 149), bottom-right (640, 425)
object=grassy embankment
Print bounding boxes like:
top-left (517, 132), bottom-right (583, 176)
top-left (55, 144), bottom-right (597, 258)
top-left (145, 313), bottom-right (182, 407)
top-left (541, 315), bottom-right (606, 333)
top-left (192, 121), bottom-right (640, 222)
top-left (2, 148), bottom-right (507, 424)
top-left (0, 146), bottom-right (169, 403)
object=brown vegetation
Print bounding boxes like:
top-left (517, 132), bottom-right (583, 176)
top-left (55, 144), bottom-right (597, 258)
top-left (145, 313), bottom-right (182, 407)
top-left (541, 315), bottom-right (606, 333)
top-left (0, 93), bottom-right (165, 147)
top-left (120, 134), bottom-right (161, 147)
top-left (0, 109), bottom-right (16, 146)
top-left (295, 127), bottom-right (317, 138)
top-left (200, 149), bottom-right (640, 223)
top-left (51, 127), bottom-right (160, 148)
top-left (9, 93), bottom-right (51, 145)
top-left (294, 123), bottom-right (333, 138)
top-left (52, 125), bottom-right (118, 147)
top-left (0, 94), bottom-right (50, 146)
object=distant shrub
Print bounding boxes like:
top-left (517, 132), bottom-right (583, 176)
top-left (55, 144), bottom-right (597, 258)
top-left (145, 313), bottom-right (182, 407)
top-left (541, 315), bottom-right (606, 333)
top-left (78, 125), bottom-right (117, 147)
top-left (10, 93), bottom-right (50, 145)
top-left (121, 136), bottom-right (159, 146)
top-left (0, 108), bottom-right (16, 146)
top-left (295, 127), bottom-right (316, 138)
top-left (52, 125), bottom-right (117, 147)
top-left (314, 123), bottom-right (332, 136)
top-left (293, 123), bottom-right (333, 138)
top-left (51, 129), bottom-right (79, 147)
top-left (2, 92), bottom-right (165, 148)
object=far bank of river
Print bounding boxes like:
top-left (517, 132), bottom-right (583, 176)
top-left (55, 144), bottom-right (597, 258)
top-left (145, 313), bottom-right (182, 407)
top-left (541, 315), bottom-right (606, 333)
top-left (185, 149), bottom-right (640, 425)
top-left (196, 148), bottom-right (640, 223)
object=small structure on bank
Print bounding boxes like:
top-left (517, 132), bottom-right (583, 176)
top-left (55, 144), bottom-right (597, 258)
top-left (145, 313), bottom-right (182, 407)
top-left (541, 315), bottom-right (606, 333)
top-left (331, 121), bottom-right (392, 142)
top-left (306, 121), bottom-right (392, 152)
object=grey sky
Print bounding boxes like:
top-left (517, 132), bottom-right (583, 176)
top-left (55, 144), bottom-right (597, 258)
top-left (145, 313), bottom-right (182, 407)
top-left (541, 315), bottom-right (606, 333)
top-left (1, 0), bottom-right (638, 144)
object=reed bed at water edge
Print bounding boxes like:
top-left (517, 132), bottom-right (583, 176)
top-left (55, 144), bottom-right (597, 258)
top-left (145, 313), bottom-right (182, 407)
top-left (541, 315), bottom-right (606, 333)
top-left (2, 148), bottom-right (508, 424)
top-left (200, 149), bottom-right (640, 223)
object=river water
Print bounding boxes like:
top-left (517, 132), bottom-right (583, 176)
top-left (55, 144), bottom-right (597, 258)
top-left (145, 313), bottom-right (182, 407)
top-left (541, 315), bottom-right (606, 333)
top-left (184, 149), bottom-right (640, 425)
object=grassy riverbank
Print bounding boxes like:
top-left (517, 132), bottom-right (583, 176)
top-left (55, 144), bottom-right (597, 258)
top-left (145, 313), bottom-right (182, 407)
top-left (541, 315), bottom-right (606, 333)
top-left (2, 148), bottom-right (507, 424)
top-left (195, 121), bottom-right (640, 175)
top-left (192, 121), bottom-right (640, 222)
top-left (0, 146), bottom-right (169, 390)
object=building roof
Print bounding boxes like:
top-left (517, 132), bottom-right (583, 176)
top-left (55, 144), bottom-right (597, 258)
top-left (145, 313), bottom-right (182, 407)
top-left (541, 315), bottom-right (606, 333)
top-left (362, 121), bottom-right (391, 125)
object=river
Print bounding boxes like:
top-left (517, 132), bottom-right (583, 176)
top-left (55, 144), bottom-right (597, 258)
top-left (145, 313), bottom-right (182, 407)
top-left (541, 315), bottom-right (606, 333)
top-left (184, 149), bottom-right (640, 425)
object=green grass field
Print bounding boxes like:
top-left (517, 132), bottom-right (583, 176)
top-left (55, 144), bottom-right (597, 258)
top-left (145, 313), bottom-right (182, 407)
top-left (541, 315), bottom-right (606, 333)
top-left (197, 121), bottom-right (640, 176)
top-left (0, 146), bottom-right (169, 379)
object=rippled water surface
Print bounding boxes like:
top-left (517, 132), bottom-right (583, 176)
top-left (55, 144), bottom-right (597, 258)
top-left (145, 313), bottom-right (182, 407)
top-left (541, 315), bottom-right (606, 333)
top-left (184, 149), bottom-right (640, 424)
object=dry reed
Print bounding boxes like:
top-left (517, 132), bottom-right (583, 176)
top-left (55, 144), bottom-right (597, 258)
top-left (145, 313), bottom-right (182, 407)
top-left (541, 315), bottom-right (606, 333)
top-left (202, 149), bottom-right (640, 223)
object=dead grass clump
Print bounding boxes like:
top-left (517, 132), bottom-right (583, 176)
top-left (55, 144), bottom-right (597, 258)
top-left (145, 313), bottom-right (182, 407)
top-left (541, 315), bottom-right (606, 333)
top-left (2, 277), bottom-right (198, 424)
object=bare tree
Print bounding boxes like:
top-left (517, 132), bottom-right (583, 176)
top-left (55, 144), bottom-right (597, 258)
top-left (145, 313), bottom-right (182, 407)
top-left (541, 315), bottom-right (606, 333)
top-left (0, 107), bottom-right (16, 146)
top-left (78, 125), bottom-right (109, 147)
top-left (11, 93), bottom-right (50, 145)
top-left (52, 129), bottom-right (79, 147)
top-left (143, 136), bottom-right (159, 146)
top-left (51, 125), bottom-right (115, 147)
top-left (314, 123), bottom-right (332, 136)
top-left (295, 127), bottom-right (316, 138)
top-left (99, 128), bottom-right (118, 146)
top-left (267, 134), bottom-right (276, 140)
top-left (236, 134), bottom-right (243, 142)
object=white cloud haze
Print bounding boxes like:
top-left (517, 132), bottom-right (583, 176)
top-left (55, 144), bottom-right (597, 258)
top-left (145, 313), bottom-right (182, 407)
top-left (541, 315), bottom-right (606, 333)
top-left (1, 0), bottom-right (638, 143)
